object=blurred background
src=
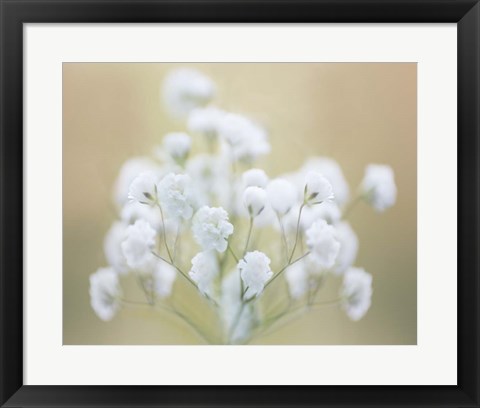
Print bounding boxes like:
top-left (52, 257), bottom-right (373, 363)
top-left (63, 63), bottom-right (416, 345)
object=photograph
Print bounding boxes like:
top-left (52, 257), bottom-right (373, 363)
top-left (63, 63), bottom-right (417, 345)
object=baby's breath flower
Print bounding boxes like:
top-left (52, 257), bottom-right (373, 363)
top-left (341, 267), bottom-right (373, 321)
top-left (189, 251), bottom-right (219, 297)
top-left (239, 251), bottom-right (273, 299)
top-left (89, 267), bottom-right (122, 321)
top-left (104, 221), bottom-right (129, 274)
top-left (218, 113), bottom-right (270, 162)
top-left (285, 261), bottom-right (309, 300)
top-left (187, 106), bottom-right (225, 140)
top-left (162, 68), bottom-right (215, 118)
top-left (192, 206), bottom-right (234, 253)
top-left (121, 219), bottom-right (157, 270)
top-left (361, 164), bottom-right (397, 212)
top-left (157, 173), bottom-right (195, 220)
top-left (305, 220), bottom-right (340, 270)
top-left (153, 262), bottom-right (177, 298)
top-left (304, 171), bottom-right (334, 205)
top-left (128, 172), bottom-right (159, 206)
top-left (121, 201), bottom-right (162, 231)
top-left (267, 178), bottom-right (298, 215)
top-left (242, 168), bottom-right (269, 189)
top-left (163, 132), bottom-right (192, 162)
top-left (301, 157), bottom-right (350, 206)
top-left (332, 222), bottom-right (359, 275)
top-left (243, 186), bottom-right (267, 218)
top-left (113, 157), bottom-right (160, 208)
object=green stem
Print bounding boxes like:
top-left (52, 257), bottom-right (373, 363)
top-left (288, 203), bottom-right (305, 263)
top-left (156, 203), bottom-right (173, 262)
top-left (264, 251), bottom-right (311, 290)
top-left (243, 216), bottom-right (254, 256)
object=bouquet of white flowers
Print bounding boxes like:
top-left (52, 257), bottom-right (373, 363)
top-left (89, 68), bottom-right (397, 344)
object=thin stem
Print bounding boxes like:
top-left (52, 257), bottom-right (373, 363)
top-left (243, 216), bottom-right (254, 256)
top-left (342, 194), bottom-right (363, 220)
top-left (172, 223), bottom-right (181, 262)
top-left (276, 212), bottom-right (289, 262)
top-left (227, 244), bottom-right (240, 264)
top-left (288, 203), bottom-right (305, 263)
top-left (156, 203), bottom-right (173, 262)
top-left (264, 251), bottom-right (311, 290)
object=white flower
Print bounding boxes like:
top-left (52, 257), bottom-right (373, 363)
top-left (113, 157), bottom-right (160, 207)
top-left (157, 173), bottom-right (195, 220)
top-left (153, 262), bottom-right (176, 299)
top-left (186, 154), bottom-right (231, 207)
top-left (341, 267), bottom-right (373, 321)
top-left (285, 261), bottom-right (309, 300)
top-left (121, 219), bottom-right (157, 270)
top-left (305, 220), bottom-right (340, 269)
top-left (121, 201), bottom-right (163, 231)
top-left (304, 171), bottom-right (334, 205)
top-left (301, 157), bottom-right (350, 206)
top-left (89, 267), bottom-right (122, 321)
top-left (284, 202), bottom-right (341, 234)
top-left (332, 222), bottom-right (359, 275)
top-left (189, 251), bottom-right (219, 297)
top-left (221, 270), bottom-right (257, 343)
top-left (192, 206), bottom-right (234, 253)
top-left (243, 186), bottom-right (267, 218)
top-left (162, 68), bottom-right (215, 118)
top-left (162, 132), bottom-right (192, 162)
top-left (361, 164), bottom-right (397, 212)
top-left (187, 106), bottom-right (225, 139)
top-left (104, 221), bottom-right (129, 274)
top-left (267, 178), bottom-right (298, 215)
top-left (239, 251), bottom-right (273, 299)
top-left (128, 172), bottom-right (159, 206)
top-left (242, 168), bottom-right (269, 188)
top-left (218, 113), bottom-right (270, 162)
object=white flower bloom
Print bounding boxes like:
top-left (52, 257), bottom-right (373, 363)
top-left (304, 171), bottom-right (334, 205)
top-left (162, 132), bottom-right (192, 162)
top-left (128, 172), bottom-right (159, 206)
top-left (301, 157), bottom-right (350, 206)
top-left (267, 178), bottom-right (298, 215)
top-left (189, 251), bottom-right (219, 297)
top-left (239, 251), bottom-right (273, 299)
top-left (221, 270), bottom-right (257, 343)
top-left (121, 201), bottom-right (163, 231)
top-left (186, 154), bottom-right (231, 207)
top-left (157, 173), bottom-right (195, 220)
top-left (243, 186), bottom-right (267, 218)
top-left (192, 206), bottom-right (234, 253)
top-left (162, 68), bottom-right (215, 118)
top-left (305, 220), bottom-right (340, 269)
top-left (104, 221), bottom-right (129, 274)
top-left (218, 113), bottom-right (270, 162)
top-left (153, 262), bottom-right (176, 299)
top-left (113, 157), bottom-right (160, 208)
top-left (361, 164), bottom-right (397, 212)
top-left (283, 202), bottom-right (341, 234)
top-left (341, 267), bottom-right (373, 321)
top-left (121, 219), bottom-right (157, 270)
top-left (285, 261), bottom-right (309, 300)
top-left (242, 168), bottom-right (269, 189)
top-left (89, 267), bottom-right (122, 321)
top-left (332, 222), bottom-right (359, 275)
top-left (187, 106), bottom-right (225, 139)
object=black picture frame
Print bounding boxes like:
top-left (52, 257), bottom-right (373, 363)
top-left (1, 1), bottom-right (479, 407)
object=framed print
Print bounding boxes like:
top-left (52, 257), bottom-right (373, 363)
top-left (1, 0), bottom-right (479, 407)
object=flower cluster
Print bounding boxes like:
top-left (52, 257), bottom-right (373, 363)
top-left (89, 68), bottom-right (397, 343)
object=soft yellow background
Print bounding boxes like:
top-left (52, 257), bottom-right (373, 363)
top-left (63, 63), bottom-right (417, 345)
